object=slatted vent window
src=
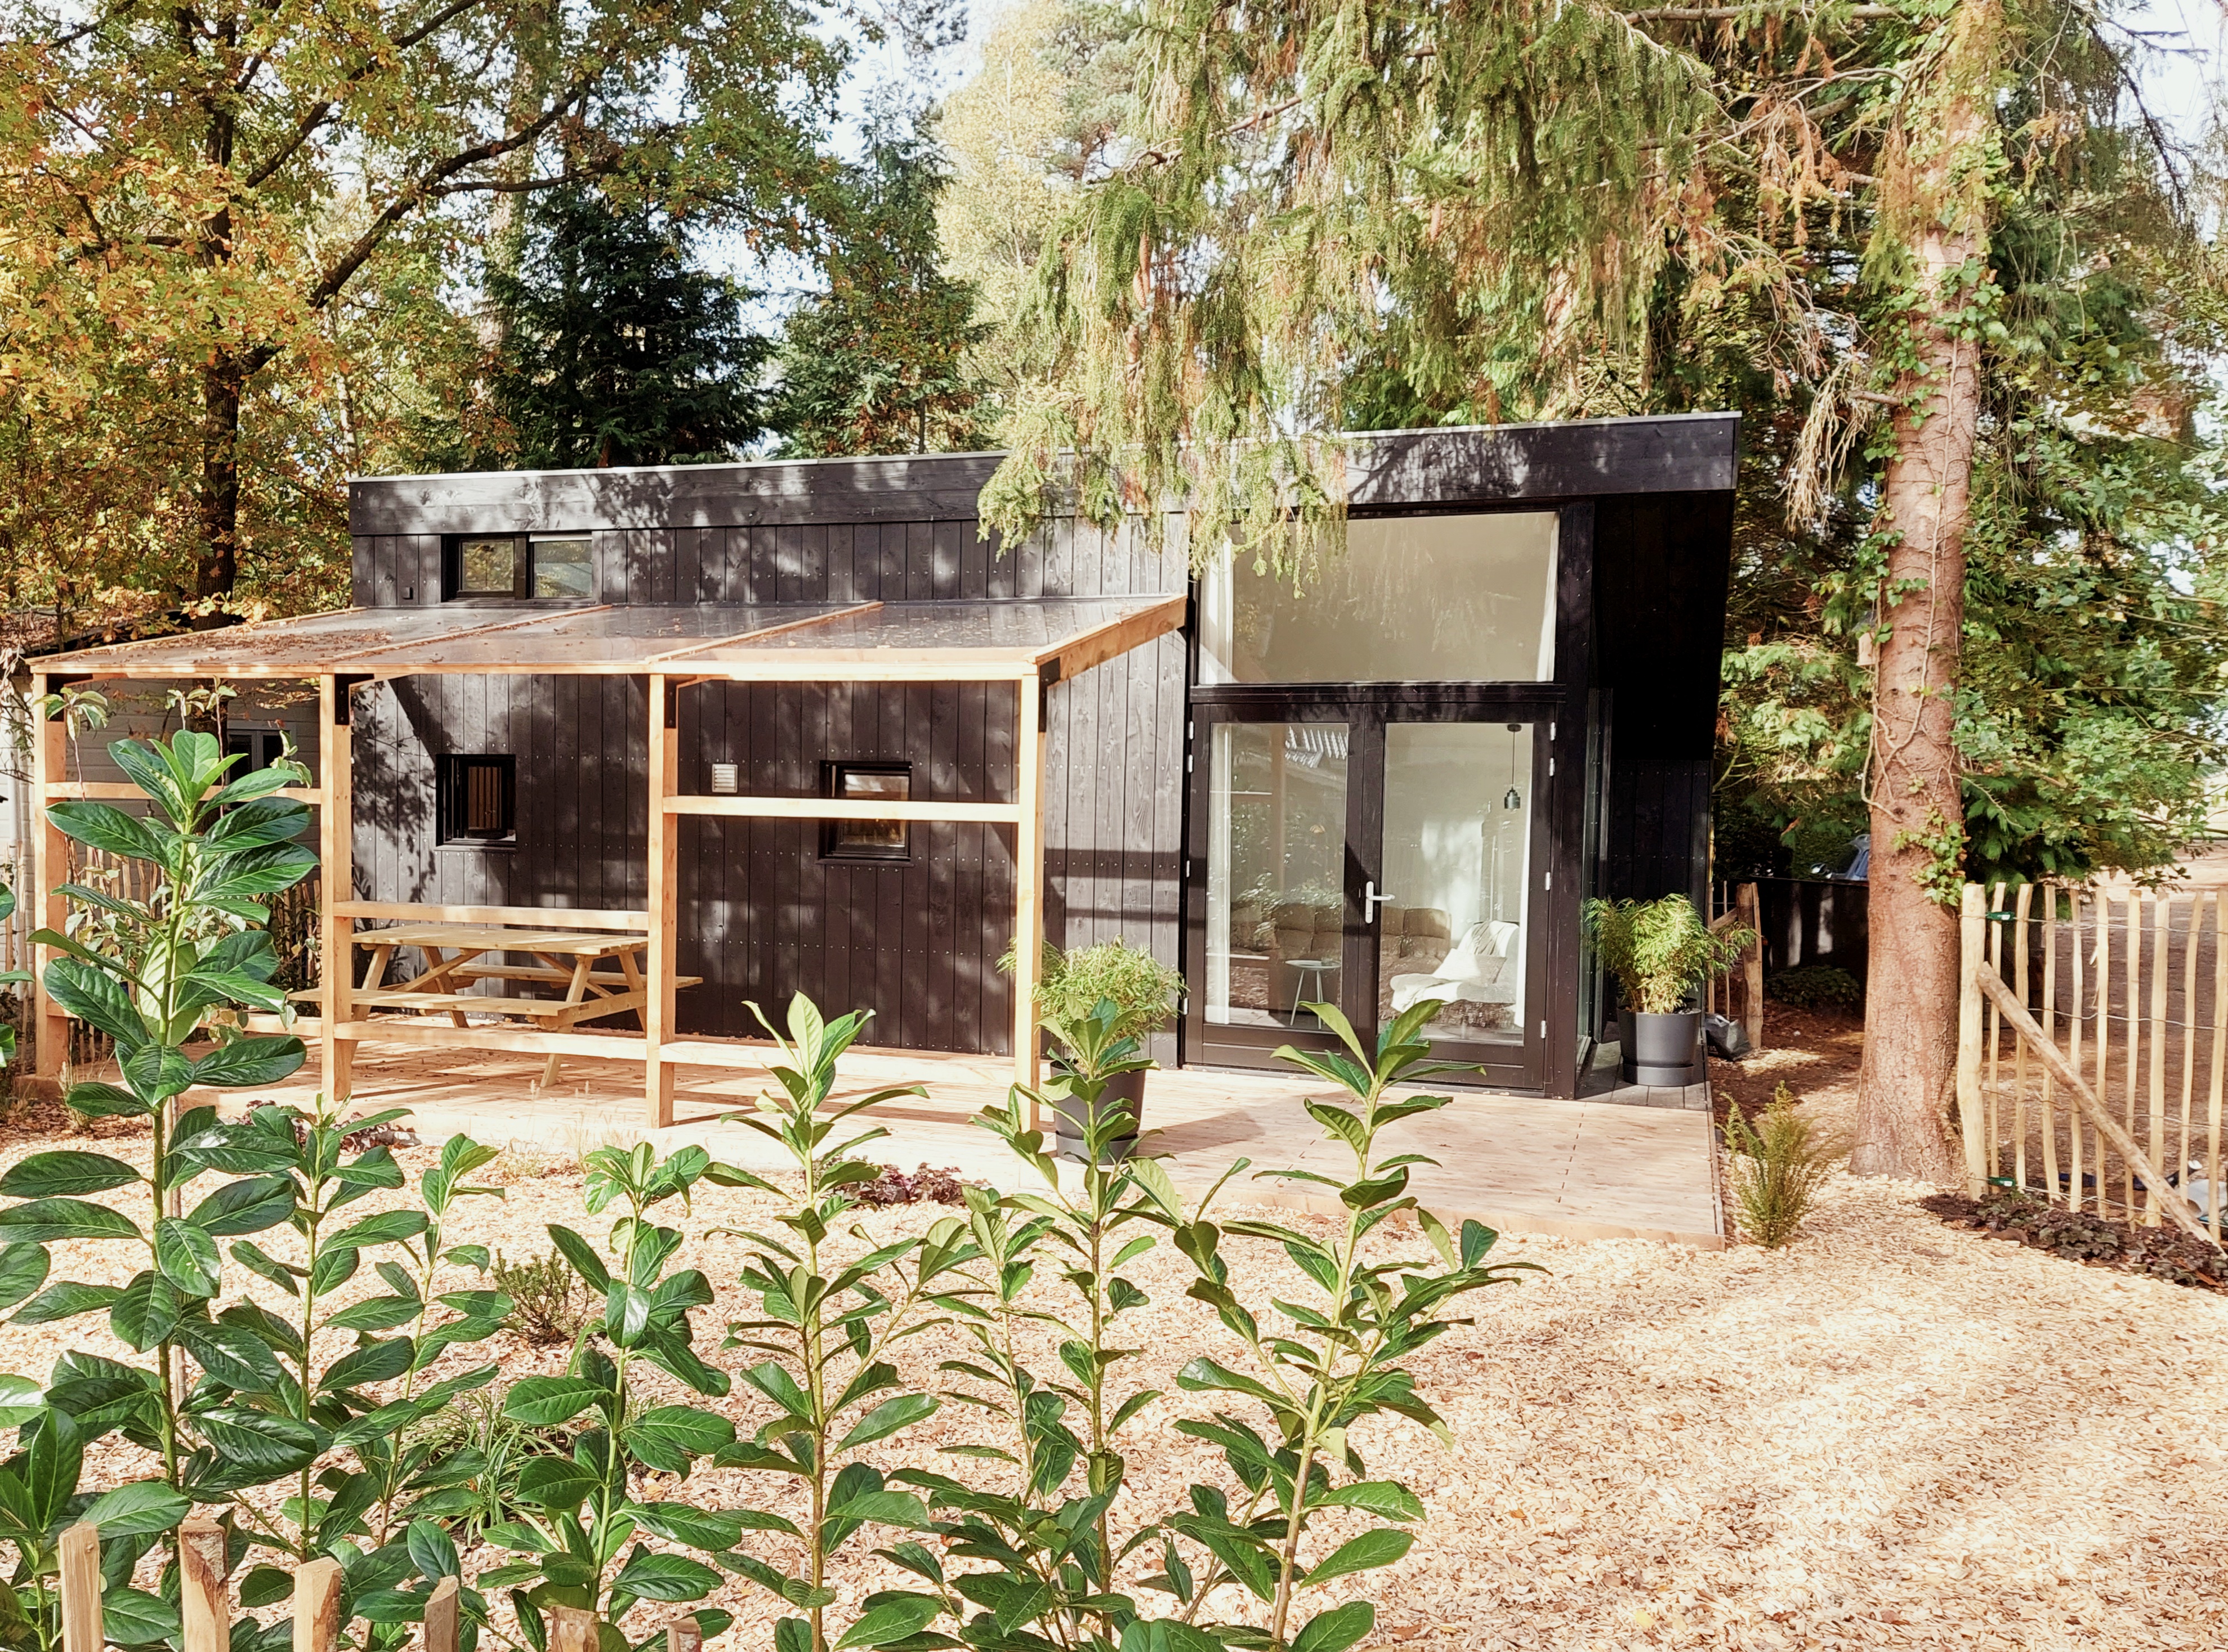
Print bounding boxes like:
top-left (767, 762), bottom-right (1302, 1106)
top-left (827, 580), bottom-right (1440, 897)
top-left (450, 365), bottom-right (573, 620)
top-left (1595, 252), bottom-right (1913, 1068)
top-left (821, 763), bottom-right (911, 861)
top-left (437, 754), bottom-right (517, 845)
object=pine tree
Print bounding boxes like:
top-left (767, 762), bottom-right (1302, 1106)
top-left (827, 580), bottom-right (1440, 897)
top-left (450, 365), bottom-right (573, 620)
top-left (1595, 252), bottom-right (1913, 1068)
top-left (482, 186), bottom-right (773, 469)
top-left (770, 109), bottom-right (992, 457)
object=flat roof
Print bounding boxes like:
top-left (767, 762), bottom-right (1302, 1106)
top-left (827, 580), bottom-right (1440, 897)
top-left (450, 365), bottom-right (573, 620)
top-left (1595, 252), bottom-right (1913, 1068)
top-left (35, 596), bottom-right (1188, 685)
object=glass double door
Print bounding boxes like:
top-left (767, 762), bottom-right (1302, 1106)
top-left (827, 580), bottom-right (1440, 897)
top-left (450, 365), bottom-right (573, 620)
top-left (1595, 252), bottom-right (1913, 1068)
top-left (1185, 699), bottom-right (1551, 1088)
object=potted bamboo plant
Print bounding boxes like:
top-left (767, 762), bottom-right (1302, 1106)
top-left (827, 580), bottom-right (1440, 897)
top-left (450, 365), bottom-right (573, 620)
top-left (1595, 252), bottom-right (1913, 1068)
top-left (1002, 937), bottom-right (1186, 1159)
top-left (1584, 894), bottom-right (1754, 1085)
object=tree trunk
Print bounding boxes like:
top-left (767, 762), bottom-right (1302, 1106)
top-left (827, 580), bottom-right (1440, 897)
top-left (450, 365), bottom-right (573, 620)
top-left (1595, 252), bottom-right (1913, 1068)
top-left (195, 351), bottom-right (244, 605)
top-left (1850, 6), bottom-right (1999, 1182)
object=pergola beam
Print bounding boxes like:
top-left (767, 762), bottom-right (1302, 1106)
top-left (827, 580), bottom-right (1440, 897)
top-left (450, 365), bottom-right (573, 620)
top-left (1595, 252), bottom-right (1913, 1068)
top-left (319, 675), bottom-right (356, 1104)
top-left (1013, 675), bottom-right (1047, 1127)
top-left (662, 796), bottom-right (1023, 824)
top-left (30, 673), bottom-right (65, 1080)
top-left (645, 674), bottom-right (680, 1128)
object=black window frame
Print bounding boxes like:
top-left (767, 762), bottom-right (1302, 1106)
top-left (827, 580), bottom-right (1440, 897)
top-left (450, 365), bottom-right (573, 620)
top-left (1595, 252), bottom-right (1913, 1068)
top-left (819, 761), bottom-right (912, 863)
top-left (436, 754), bottom-right (519, 846)
top-left (441, 533), bottom-right (595, 601)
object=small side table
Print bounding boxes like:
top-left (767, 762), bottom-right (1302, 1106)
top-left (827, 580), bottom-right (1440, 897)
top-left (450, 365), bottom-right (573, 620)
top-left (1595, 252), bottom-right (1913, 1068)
top-left (1287, 958), bottom-right (1342, 1025)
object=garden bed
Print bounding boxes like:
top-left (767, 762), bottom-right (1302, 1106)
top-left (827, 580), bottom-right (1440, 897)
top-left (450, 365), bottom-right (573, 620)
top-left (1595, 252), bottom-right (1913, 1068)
top-left (0, 1095), bottom-right (2222, 1651)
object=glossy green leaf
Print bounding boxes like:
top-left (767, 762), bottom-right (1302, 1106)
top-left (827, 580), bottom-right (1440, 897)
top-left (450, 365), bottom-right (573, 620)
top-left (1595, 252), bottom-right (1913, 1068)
top-left (187, 1176), bottom-right (297, 1236)
top-left (14, 1281), bottom-right (123, 1325)
top-left (108, 1273), bottom-right (182, 1352)
top-left (834, 1394), bottom-right (938, 1454)
top-left (153, 1218), bottom-right (222, 1297)
top-left (0, 1245), bottom-right (50, 1314)
top-left (502, 1376), bottom-right (606, 1428)
top-left (1292, 1601), bottom-right (1376, 1652)
top-left (101, 1587), bottom-right (180, 1646)
top-left (833, 1593), bottom-right (943, 1649)
top-left (1300, 1528), bottom-right (1413, 1587)
top-left (0, 1151), bottom-right (140, 1199)
top-left (610, 1550), bottom-right (721, 1602)
top-left (82, 1480), bottom-right (189, 1538)
top-left (0, 1199), bottom-right (141, 1244)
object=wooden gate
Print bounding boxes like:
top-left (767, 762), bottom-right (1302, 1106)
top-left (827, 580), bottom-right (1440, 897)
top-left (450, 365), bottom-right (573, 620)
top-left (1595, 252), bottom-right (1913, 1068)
top-left (1954, 881), bottom-right (2225, 1244)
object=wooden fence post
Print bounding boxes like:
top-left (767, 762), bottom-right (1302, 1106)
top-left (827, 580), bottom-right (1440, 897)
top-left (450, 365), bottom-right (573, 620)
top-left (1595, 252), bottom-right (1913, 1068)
top-left (178, 1517), bottom-right (229, 1652)
top-left (1956, 884), bottom-right (1988, 1197)
top-left (422, 1576), bottom-right (459, 1652)
top-left (293, 1558), bottom-right (343, 1652)
top-left (666, 1616), bottom-right (703, 1652)
top-left (57, 1521), bottom-right (99, 1652)
top-left (1738, 881), bottom-right (1764, 1051)
top-left (551, 1605), bottom-right (598, 1652)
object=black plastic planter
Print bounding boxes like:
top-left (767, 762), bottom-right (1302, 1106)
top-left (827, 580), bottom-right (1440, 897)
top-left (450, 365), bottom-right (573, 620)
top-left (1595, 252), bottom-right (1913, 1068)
top-left (1619, 1008), bottom-right (1703, 1086)
top-left (1051, 1066), bottom-right (1146, 1162)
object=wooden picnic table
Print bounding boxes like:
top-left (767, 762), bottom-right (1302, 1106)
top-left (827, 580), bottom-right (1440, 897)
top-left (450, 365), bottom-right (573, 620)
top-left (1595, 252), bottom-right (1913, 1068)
top-left (346, 922), bottom-right (703, 1085)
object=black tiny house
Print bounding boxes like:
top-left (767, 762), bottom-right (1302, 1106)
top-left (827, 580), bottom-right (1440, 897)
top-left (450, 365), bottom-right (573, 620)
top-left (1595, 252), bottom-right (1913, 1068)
top-left (33, 414), bottom-right (1736, 1106)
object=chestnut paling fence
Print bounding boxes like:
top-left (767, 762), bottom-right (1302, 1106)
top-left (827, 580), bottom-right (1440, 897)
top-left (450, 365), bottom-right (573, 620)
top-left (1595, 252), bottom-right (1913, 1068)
top-left (56, 1516), bottom-right (708, 1652)
top-left (1954, 881), bottom-right (2227, 1245)
top-left (1706, 881), bottom-right (1766, 1051)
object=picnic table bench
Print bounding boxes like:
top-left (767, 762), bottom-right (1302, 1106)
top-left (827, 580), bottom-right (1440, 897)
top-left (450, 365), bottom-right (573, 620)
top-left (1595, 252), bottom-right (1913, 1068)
top-left (336, 921), bottom-right (703, 1084)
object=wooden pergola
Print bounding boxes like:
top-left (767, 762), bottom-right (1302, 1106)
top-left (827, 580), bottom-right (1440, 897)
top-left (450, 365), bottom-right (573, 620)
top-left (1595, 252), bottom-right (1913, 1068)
top-left (29, 595), bottom-right (1185, 1124)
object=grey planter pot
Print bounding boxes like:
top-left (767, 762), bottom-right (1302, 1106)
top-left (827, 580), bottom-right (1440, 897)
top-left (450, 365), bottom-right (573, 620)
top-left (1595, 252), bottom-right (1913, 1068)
top-left (1619, 1008), bottom-right (1703, 1087)
top-left (1052, 1066), bottom-right (1146, 1162)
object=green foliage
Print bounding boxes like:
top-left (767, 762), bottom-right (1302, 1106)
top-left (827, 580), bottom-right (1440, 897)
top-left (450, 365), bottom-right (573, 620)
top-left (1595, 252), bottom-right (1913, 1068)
top-left (707, 998), bottom-right (975, 1652)
top-left (475, 1142), bottom-right (743, 1645)
top-left (481, 185), bottom-right (774, 469)
top-left (771, 105), bottom-right (991, 458)
top-left (1583, 896), bottom-right (1753, 1017)
top-left (1722, 1084), bottom-right (1836, 1249)
top-left (1003, 937), bottom-right (1186, 1047)
top-left (0, 0), bottom-right (842, 608)
top-left (1766, 966), bottom-right (1864, 1013)
top-left (493, 1252), bottom-right (598, 1347)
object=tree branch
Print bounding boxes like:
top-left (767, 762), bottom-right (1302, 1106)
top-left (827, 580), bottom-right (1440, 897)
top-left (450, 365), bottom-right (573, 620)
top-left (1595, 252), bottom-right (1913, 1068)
top-left (1625, 4), bottom-right (1896, 17)
top-left (281, 66), bottom-right (602, 342)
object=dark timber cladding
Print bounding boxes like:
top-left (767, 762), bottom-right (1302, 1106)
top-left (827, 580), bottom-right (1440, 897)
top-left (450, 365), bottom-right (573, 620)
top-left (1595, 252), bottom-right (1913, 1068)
top-left (345, 413), bottom-right (1740, 1075)
top-left (344, 501), bottom-right (1189, 1057)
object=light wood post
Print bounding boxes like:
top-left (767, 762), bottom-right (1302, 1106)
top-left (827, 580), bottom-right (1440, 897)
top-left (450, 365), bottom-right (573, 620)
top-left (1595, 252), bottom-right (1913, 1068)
top-left (178, 1516), bottom-right (229, 1652)
top-left (1955, 883), bottom-right (1988, 1197)
top-left (645, 674), bottom-right (678, 1129)
top-left (1012, 674), bottom-right (1047, 1128)
top-left (293, 1557), bottom-right (344, 1652)
top-left (665, 1615), bottom-right (703, 1652)
top-left (1738, 881), bottom-right (1764, 1051)
top-left (421, 1575), bottom-right (459, 1652)
top-left (30, 672), bottom-right (68, 1078)
top-left (319, 676), bottom-right (356, 1102)
top-left (550, 1605), bottom-right (598, 1652)
top-left (57, 1521), bottom-right (100, 1652)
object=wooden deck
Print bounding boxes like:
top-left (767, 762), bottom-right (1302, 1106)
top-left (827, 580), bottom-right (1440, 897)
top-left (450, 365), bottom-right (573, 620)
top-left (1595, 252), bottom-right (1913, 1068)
top-left (227, 1036), bottom-right (1724, 1247)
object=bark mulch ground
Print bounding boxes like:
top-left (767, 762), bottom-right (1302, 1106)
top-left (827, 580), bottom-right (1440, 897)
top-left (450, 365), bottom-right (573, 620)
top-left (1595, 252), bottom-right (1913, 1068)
top-left (1918, 1188), bottom-right (2228, 1291)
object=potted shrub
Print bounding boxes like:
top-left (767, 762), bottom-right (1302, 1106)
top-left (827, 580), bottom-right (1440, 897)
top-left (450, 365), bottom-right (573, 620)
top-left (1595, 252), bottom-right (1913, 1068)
top-left (1001, 937), bottom-right (1186, 1159)
top-left (1583, 894), bottom-right (1753, 1085)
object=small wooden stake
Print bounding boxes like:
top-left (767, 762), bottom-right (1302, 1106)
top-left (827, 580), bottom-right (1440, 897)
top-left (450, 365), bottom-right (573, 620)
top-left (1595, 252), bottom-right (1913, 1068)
top-left (293, 1558), bottom-right (344, 1652)
top-left (178, 1517), bottom-right (229, 1652)
top-left (551, 1605), bottom-right (599, 1652)
top-left (666, 1615), bottom-right (703, 1652)
top-left (422, 1576), bottom-right (459, 1652)
top-left (1955, 885), bottom-right (1988, 1197)
top-left (58, 1521), bottom-right (100, 1652)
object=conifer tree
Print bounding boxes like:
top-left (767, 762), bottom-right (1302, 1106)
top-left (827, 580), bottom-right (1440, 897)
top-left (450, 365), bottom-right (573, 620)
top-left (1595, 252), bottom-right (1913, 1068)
top-left (771, 108), bottom-right (991, 457)
top-left (481, 186), bottom-right (773, 469)
top-left (976, 0), bottom-right (2225, 1179)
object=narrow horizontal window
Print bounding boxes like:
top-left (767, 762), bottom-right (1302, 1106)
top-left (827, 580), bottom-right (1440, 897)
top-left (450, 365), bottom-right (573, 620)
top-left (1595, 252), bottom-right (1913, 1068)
top-left (821, 762), bottom-right (910, 861)
top-left (437, 754), bottom-right (517, 845)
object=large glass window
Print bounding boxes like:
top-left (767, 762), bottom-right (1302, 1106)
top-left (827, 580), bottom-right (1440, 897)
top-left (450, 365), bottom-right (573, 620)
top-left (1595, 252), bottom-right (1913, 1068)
top-left (1375, 722), bottom-right (1531, 1047)
top-left (1204, 722), bottom-right (1352, 1028)
top-left (1198, 511), bottom-right (1559, 684)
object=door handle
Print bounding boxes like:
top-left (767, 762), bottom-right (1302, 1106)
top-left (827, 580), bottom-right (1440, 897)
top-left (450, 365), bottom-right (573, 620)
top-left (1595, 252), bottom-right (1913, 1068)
top-left (1364, 881), bottom-right (1394, 922)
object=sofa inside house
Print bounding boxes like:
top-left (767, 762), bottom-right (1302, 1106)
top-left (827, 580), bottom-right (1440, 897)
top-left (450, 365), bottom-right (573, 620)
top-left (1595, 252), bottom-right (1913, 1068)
top-left (1221, 897), bottom-right (1520, 1032)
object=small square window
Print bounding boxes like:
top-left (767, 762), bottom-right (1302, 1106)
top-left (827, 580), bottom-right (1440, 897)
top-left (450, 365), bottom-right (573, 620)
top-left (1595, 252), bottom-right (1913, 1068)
top-left (225, 730), bottom-right (288, 774)
top-left (532, 535), bottom-right (595, 599)
top-left (454, 536), bottom-right (525, 597)
top-left (821, 763), bottom-right (910, 861)
top-left (437, 754), bottom-right (517, 844)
